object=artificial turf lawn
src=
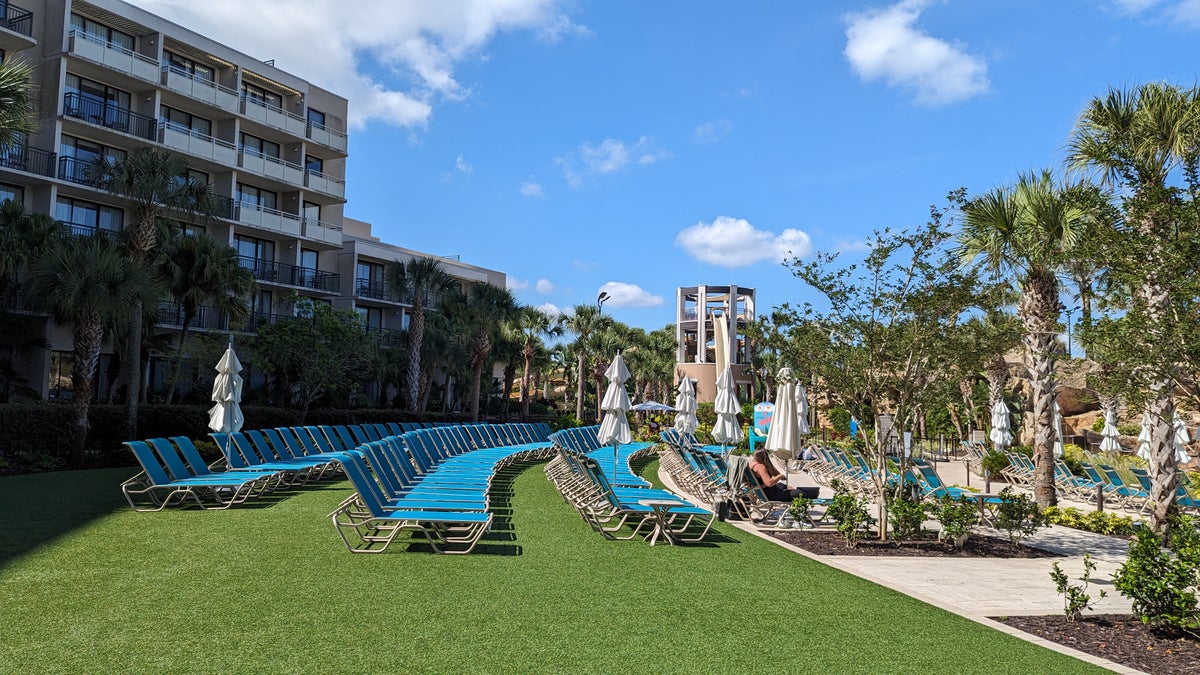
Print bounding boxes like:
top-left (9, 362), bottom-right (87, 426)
top-left (0, 461), bottom-right (1103, 673)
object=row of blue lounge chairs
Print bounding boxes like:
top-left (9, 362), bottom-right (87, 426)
top-left (546, 425), bottom-right (715, 544)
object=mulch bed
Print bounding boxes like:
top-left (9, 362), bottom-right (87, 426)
top-left (995, 614), bottom-right (1200, 674)
top-left (770, 529), bottom-right (1061, 558)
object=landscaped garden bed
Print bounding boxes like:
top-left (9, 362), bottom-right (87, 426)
top-left (996, 614), bottom-right (1199, 675)
top-left (770, 529), bottom-right (1061, 558)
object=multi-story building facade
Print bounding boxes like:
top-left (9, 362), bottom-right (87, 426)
top-left (1, 0), bottom-right (504, 402)
top-left (675, 284), bottom-right (755, 403)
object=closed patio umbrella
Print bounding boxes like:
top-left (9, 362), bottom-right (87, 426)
top-left (1052, 401), bottom-right (1064, 458)
top-left (596, 352), bottom-right (632, 478)
top-left (1099, 408), bottom-right (1122, 453)
top-left (795, 384), bottom-right (811, 436)
top-left (208, 341), bottom-right (244, 459)
top-left (989, 399), bottom-right (1012, 453)
top-left (711, 365), bottom-right (742, 454)
top-left (765, 367), bottom-right (803, 473)
top-left (1137, 411), bottom-right (1152, 461)
top-left (673, 377), bottom-right (698, 436)
top-left (1173, 413), bottom-right (1192, 464)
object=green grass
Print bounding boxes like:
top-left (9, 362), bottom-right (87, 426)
top-left (0, 461), bottom-right (1102, 673)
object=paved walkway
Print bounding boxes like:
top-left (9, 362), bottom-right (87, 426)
top-left (658, 455), bottom-right (1144, 674)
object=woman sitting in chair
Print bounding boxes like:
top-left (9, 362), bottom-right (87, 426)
top-left (749, 449), bottom-right (819, 501)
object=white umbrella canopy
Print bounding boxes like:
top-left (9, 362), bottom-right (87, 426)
top-left (795, 384), bottom-right (811, 435)
top-left (1173, 413), bottom-right (1192, 464)
top-left (630, 401), bottom-right (675, 413)
top-left (597, 353), bottom-right (632, 448)
top-left (711, 365), bottom-right (743, 449)
top-left (1137, 411), bottom-right (1152, 460)
top-left (208, 342), bottom-right (244, 436)
top-left (988, 399), bottom-right (1012, 452)
top-left (765, 368), bottom-right (803, 467)
top-left (1053, 401), bottom-right (1064, 458)
top-left (1100, 408), bottom-right (1122, 453)
top-left (673, 377), bottom-right (698, 435)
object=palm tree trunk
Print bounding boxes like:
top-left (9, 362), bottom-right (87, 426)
top-left (1021, 271), bottom-right (1059, 507)
top-left (520, 349), bottom-right (534, 418)
top-left (1139, 278), bottom-right (1180, 535)
top-left (164, 315), bottom-right (194, 404)
top-left (406, 309), bottom-right (425, 412)
top-left (69, 316), bottom-right (104, 468)
top-left (469, 362), bottom-right (483, 422)
top-left (124, 299), bottom-right (143, 434)
top-left (575, 353), bottom-right (586, 422)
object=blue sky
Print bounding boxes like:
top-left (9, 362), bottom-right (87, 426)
top-left (133, 0), bottom-right (1198, 330)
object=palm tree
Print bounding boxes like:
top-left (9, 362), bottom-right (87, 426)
top-left (92, 148), bottom-right (221, 432)
top-left (27, 237), bottom-right (162, 466)
top-left (958, 170), bottom-right (1086, 507)
top-left (516, 306), bottom-right (563, 417)
top-left (0, 59), bottom-right (36, 148)
top-left (1069, 82), bottom-right (1200, 531)
top-left (160, 233), bottom-right (255, 403)
top-left (562, 304), bottom-right (610, 422)
top-left (384, 257), bottom-right (457, 412)
top-left (444, 282), bottom-right (518, 421)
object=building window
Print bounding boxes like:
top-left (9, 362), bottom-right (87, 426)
top-left (236, 183), bottom-right (277, 211)
top-left (55, 197), bottom-right (123, 235)
top-left (70, 13), bottom-right (134, 51)
top-left (181, 223), bottom-right (206, 236)
top-left (304, 155), bottom-right (323, 175)
top-left (160, 105), bottom-right (212, 137)
top-left (65, 74), bottom-right (131, 124)
top-left (59, 136), bottom-right (126, 184)
top-left (240, 133), bottom-right (280, 159)
top-left (356, 306), bottom-right (383, 330)
top-left (302, 201), bottom-right (320, 223)
top-left (241, 82), bottom-right (283, 110)
top-left (307, 108), bottom-right (325, 128)
top-left (48, 351), bottom-right (74, 400)
top-left (253, 290), bottom-right (273, 316)
top-left (0, 183), bottom-right (24, 205)
top-left (163, 50), bottom-right (214, 82)
top-left (234, 234), bottom-right (275, 263)
top-left (299, 248), bottom-right (317, 270)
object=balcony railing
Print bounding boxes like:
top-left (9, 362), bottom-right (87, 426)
top-left (67, 30), bottom-right (159, 82)
top-left (1, 2), bottom-right (33, 37)
top-left (159, 120), bottom-right (237, 164)
top-left (160, 64), bottom-right (238, 110)
top-left (302, 168), bottom-right (345, 198)
top-left (238, 145), bottom-right (304, 185)
top-left (237, 255), bottom-right (340, 293)
top-left (57, 155), bottom-right (98, 186)
top-left (240, 94), bottom-right (307, 136)
top-left (355, 278), bottom-right (400, 303)
top-left (306, 120), bottom-right (347, 153)
top-left (157, 301), bottom-right (231, 331)
top-left (63, 92), bottom-right (156, 140)
top-left (0, 144), bottom-right (55, 177)
top-left (63, 221), bottom-right (118, 240)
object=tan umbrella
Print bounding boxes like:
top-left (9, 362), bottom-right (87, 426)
top-left (712, 365), bottom-right (742, 453)
top-left (673, 377), bottom-right (698, 435)
top-left (208, 341), bottom-right (245, 459)
top-left (765, 368), bottom-right (803, 474)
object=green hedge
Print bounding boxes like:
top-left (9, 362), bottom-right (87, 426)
top-left (0, 403), bottom-right (505, 475)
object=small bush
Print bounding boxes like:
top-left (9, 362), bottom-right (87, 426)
top-left (1051, 553), bottom-right (1107, 621)
top-left (994, 487), bottom-right (1049, 545)
top-left (827, 480), bottom-right (873, 549)
top-left (885, 483), bottom-right (928, 543)
top-left (981, 451), bottom-right (1010, 478)
top-left (936, 495), bottom-right (979, 548)
top-left (1043, 506), bottom-right (1135, 537)
top-left (1113, 519), bottom-right (1200, 635)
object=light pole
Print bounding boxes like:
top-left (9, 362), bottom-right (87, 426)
top-left (597, 291), bottom-right (609, 314)
top-left (1064, 305), bottom-right (1079, 358)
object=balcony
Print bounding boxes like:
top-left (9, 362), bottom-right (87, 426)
top-left (0, 2), bottom-right (33, 53)
top-left (159, 120), bottom-right (236, 165)
top-left (306, 120), bottom-right (347, 153)
top-left (303, 168), bottom-right (345, 199)
top-left (237, 255), bottom-right (340, 293)
top-left (63, 92), bottom-right (156, 141)
top-left (355, 278), bottom-right (400, 303)
top-left (0, 144), bottom-right (55, 177)
top-left (240, 95), bottom-right (307, 137)
top-left (240, 310), bottom-right (286, 333)
top-left (238, 146), bottom-right (304, 186)
top-left (157, 301), bottom-right (231, 331)
top-left (161, 65), bottom-right (238, 111)
top-left (234, 201), bottom-right (301, 237)
top-left (63, 221), bottom-right (119, 240)
top-left (68, 30), bottom-right (158, 83)
top-left (300, 217), bottom-right (342, 245)
top-left (58, 155), bottom-right (98, 186)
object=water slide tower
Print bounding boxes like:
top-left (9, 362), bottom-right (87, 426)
top-left (675, 285), bottom-right (755, 403)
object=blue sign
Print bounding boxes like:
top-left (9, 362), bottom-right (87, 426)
top-left (753, 402), bottom-right (774, 436)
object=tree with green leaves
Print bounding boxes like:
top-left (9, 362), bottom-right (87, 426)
top-left (516, 306), bottom-right (563, 417)
top-left (384, 256), bottom-right (456, 412)
top-left (160, 232), bottom-right (255, 403)
top-left (0, 59), bottom-right (35, 148)
top-left (957, 171), bottom-right (1087, 506)
top-left (562, 304), bottom-right (610, 422)
top-left (443, 282), bottom-right (518, 421)
top-left (92, 148), bottom-right (222, 432)
top-left (1068, 82), bottom-right (1200, 534)
top-left (784, 190), bottom-right (992, 537)
top-left (27, 237), bottom-right (162, 466)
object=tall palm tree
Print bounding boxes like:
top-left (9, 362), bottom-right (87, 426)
top-left (0, 59), bottom-right (36, 148)
top-left (1069, 82), bottom-right (1200, 531)
top-left (27, 237), bottom-right (162, 466)
top-left (384, 257), bottom-right (457, 412)
top-left (160, 232), bottom-right (255, 403)
top-left (92, 148), bottom-right (221, 432)
top-left (516, 306), bottom-right (563, 417)
top-left (958, 170), bottom-right (1086, 507)
top-left (444, 282), bottom-right (518, 421)
top-left (562, 304), bottom-right (609, 422)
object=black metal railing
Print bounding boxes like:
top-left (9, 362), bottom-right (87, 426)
top-left (239, 311), bottom-right (285, 333)
top-left (1, 2), bottom-right (33, 37)
top-left (0, 144), bottom-right (55, 177)
top-left (63, 92), bottom-right (156, 140)
top-left (157, 302), bottom-right (231, 331)
top-left (355, 277), bottom-right (399, 303)
top-left (58, 155), bottom-right (97, 186)
top-left (63, 221), bottom-right (118, 240)
top-left (238, 255), bottom-right (340, 293)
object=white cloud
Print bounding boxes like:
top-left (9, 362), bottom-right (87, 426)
top-left (572, 259), bottom-right (599, 271)
top-left (128, 0), bottom-right (585, 129)
top-left (556, 136), bottom-right (670, 186)
top-left (519, 177), bottom-right (543, 198)
top-left (1110, 0), bottom-right (1165, 13)
top-left (675, 215), bottom-right (813, 268)
top-left (1109, 0), bottom-right (1200, 28)
top-left (837, 238), bottom-right (871, 253)
top-left (693, 119), bottom-right (733, 144)
top-left (535, 278), bottom-right (555, 294)
top-left (598, 282), bottom-right (663, 308)
top-left (455, 154), bottom-right (473, 174)
top-left (536, 302), bottom-right (562, 316)
top-left (843, 0), bottom-right (989, 105)
top-left (506, 277), bottom-right (529, 290)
